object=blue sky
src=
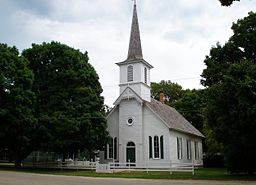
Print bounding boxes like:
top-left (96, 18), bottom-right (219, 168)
top-left (0, 0), bottom-right (255, 106)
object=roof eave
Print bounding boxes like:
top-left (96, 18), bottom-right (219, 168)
top-left (169, 127), bottom-right (205, 138)
top-left (116, 59), bottom-right (154, 69)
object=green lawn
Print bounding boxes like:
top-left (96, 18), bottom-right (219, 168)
top-left (0, 164), bottom-right (255, 181)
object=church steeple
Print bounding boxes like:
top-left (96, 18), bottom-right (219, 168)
top-left (116, 1), bottom-right (153, 102)
top-left (127, 1), bottom-right (143, 60)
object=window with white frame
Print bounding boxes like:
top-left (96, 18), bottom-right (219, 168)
top-left (107, 137), bottom-right (117, 159)
top-left (186, 139), bottom-right (191, 160)
top-left (149, 135), bottom-right (164, 159)
top-left (194, 141), bottom-right (199, 160)
top-left (127, 65), bottom-right (133, 82)
top-left (177, 137), bottom-right (182, 160)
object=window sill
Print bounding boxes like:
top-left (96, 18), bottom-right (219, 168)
top-left (149, 158), bottom-right (163, 160)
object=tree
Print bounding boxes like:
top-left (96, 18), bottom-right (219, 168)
top-left (174, 89), bottom-right (205, 132)
top-left (0, 43), bottom-right (37, 167)
top-left (22, 42), bottom-right (109, 160)
top-left (151, 80), bottom-right (184, 107)
top-left (201, 12), bottom-right (256, 173)
top-left (219, 0), bottom-right (240, 6)
top-left (202, 11), bottom-right (256, 87)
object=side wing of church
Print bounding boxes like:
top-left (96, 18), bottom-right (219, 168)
top-left (102, 2), bottom-right (204, 167)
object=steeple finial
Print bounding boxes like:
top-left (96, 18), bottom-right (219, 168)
top-left (127, 0), bottom-right (143, 60)
top-left (133, 0), bottom-right (136, 6)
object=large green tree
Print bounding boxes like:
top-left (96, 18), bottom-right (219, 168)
top-left (22, 42), bottom-right (108, 160)
top-left (201, 12), bottom-right (256, 173)
top-left (0, 43), bottom-right (37, 167)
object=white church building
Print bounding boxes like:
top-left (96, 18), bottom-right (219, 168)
top-left (102, 2), bottom-right (204, 168)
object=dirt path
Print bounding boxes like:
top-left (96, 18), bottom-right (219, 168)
top-left (0, 171), bottom-right (254, 185)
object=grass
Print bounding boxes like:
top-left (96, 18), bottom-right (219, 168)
top-left (0, 164), bottom-right (256, 181)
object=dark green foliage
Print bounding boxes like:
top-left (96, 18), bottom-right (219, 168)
top-left (22, 42), bottom-right (108, 159)
top-left (174, 89), bottom-right (205, 132)
top-left (0, 43), bottom-right (37, 167)
top-left (201, 12), bottom-right (256, 87)
top-left (201, 12), bottom-right (256, 173)
top-left (203, 121), bottom-right (223, 155)
top-left (151, 80), bottom-right (184, 107)
top-left (219, 0), bottom-right (240, 6)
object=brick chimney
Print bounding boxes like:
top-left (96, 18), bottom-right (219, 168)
top-left (159, 92), bottom-right (165, 104)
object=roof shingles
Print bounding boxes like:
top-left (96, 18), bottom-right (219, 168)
top-left (146, 99), bottom-right (204, 137)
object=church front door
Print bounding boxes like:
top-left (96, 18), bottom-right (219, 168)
top-left (126, 141), bottom-right (136, 165)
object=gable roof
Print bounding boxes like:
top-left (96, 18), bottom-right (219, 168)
top-left (145, 99), bottom-right (204, 138)
top-left (113, 86), bottom-right (143, 106)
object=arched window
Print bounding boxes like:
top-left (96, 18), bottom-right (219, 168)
top-left (177, 137), bottom-right (182, 160)
top-left (127, 65), bottom-right (133, 82)
top-left (149, 136), bottom-right (152, 158)
top-left (114, 137), bottom-right (117, 159)
top-left (154, 136), bottom-right (160, 158)
top-left (104, 145), bottom-right (107, 159)
top-left (186, 139), bottom-right (191, 160)
top-left (144, 67), bottom-right (147, 84)
top-left (127, 141), bottom-right (135, 147)
top-left (108, 139), bottom-right (113, 159)
top-left (108, 137), bottom-right (118, 159)
top-left (194, 141), bottom-right (199, 160)
top-left (126, 141), bottom-right (136, 164)
top-left (160, 135), bottom-right (164, 159)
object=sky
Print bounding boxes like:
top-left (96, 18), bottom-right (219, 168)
top-left (0, 0), bottom-right (255, 106)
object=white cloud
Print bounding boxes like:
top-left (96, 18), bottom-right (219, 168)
top-left (0, 0), bottom-right (255, 106)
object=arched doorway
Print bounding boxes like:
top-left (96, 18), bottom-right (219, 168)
top-left (126, 141), bottom-right (136, 165)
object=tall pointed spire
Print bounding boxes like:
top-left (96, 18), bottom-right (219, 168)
top-left (127, 1), bottom-right (143, 60)
top-left (116, 1), bottom-right (153, 102)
